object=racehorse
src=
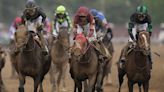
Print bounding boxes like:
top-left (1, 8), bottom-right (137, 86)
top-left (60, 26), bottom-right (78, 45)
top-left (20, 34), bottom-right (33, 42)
top-left (69, 34), bottom-right (99, 92)
top-left (13, 25), bottom-right (51, 92)
top-left (50, 27), bottom-right (70, 92)
top-left (118, 31), bottom-right (151, 92)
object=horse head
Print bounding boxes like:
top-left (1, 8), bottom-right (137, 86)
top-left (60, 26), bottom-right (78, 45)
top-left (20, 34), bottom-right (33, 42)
top-left (14, 25), bottom-right (32, 51)
top-left (136, 31), bottom-right (150, 55)
top-left (71, 34), bottom-right (88, 61)
top-left (57, 27), bottom-right (70, 50)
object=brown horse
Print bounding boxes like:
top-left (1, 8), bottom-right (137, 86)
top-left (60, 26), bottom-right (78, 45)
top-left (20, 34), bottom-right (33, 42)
top-left (13, 25), bottom-right (51, 92)
top-left (0, 45), bottom-right (6, 92)
top-left (69, 34), bottom-right (99, 92)
top-left (102, 32), bottom-right (114, 85)
top-left (118, 31), bottom-right (151, 92)
top-left (50, 27), bottom-right (70, 92)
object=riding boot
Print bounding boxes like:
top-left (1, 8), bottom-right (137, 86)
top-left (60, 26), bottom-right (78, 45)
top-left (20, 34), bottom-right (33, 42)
top-left (148, 52), bottom-right (152, 69)
top-left (37, 31), bottom-right (49, 55)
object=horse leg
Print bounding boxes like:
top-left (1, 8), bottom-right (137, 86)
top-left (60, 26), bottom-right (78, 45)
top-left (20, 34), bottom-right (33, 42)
top-left (143, 82), bottom-right (149, 92)
top-left (73, 80), bottom-right (77, 92)
top-left (56, 67), bottom-right (63, 92)
top-left (51, 64), bottom-right (57, 92)
top-left (33, 77), bottom-right (41, 92)
top-left (138, 83), bottom-right (142, 92)
top-left (128, 81), bottom-right (133, 92)
top-left (10, 63), bottom-right (17, 79)
top-left (118, 67), bottom-right (126, 92)
top-left (96, 63), bottom-right (104, 92)
top-left (105, 73), bottom-right (112, 85)
top-left (49, 63), bottom-right (55, 84)
top-left (77, 81), bottom-right (82, 92)
top-left (88, 74), bottom-right (97, 92)
top-left (84, 80), bottom-right (88, 92)
top-left (39, 77), bottom-right (45, 92)
top-left (61, 65), bottom-right (68, 92)
top-left (18, 74), bottom-right (25, 92)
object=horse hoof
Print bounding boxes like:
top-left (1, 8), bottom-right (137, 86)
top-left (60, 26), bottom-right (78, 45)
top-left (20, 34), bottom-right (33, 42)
top-left (19, 87), bottom-right (24, 92)
top-left (104, 81), bottom-right (113, 86)
top-left (105, 82), bottom-right (112, 86)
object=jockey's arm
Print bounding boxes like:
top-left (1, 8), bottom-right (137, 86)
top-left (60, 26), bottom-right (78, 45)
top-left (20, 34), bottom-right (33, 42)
top-left (38, 8), bottom-right (46, 23)
top-left (66, 12), bottom-right (72, 29)
top-left (128, 22), bottom-right (135, 41)
top-left (9, 24), bottom-right (16, 39)
top-left (147, 15), bottom-right (152, 36)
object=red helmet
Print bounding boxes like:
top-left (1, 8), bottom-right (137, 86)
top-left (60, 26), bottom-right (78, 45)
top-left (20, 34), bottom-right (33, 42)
top-left (14, 17), bottom-right (22, 24)
top-left (77, 6), bottom-right (89, 17)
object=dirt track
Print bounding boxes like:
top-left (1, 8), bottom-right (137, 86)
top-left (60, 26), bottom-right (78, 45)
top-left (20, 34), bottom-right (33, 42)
top-left (2, 43), bottom-right (164, 92)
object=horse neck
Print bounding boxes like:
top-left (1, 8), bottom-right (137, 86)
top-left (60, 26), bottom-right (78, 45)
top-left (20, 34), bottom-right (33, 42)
top-left (53, 39), bottom-right (66, 56)
top-left (132, 50), bottom-right (148, 67)
top-left (26, 34), bottom-right (35, 50)
top-left (82, 45), bottom-right (94, 61)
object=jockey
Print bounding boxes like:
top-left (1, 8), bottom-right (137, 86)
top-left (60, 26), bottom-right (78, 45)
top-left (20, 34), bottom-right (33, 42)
top-left (52, 5), bottom-right (72, 38)
top-left (9, 17), bottom-right (23, 40)
top-left (120, 5), bottom-right (153, 69)
top-left (90, 9), bottom-right (113, 41)
top-left (73, 6), bottom-right (110, 61)
top-left (21, 0), bottom-right (48, 55)
top-left (90, 9), bottom-right (112, 60)
top-left (73, 6), bottom-right (96, 43)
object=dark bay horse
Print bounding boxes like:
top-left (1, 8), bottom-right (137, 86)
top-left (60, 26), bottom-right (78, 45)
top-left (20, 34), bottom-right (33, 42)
top-left (0, 45), bottom-right (6, 91)
top-left (69, 34), bottom-right (99, 92)
top-left (13, 25), bottom-right (51, 92)
top-left (50, 27), bottom-right (70, 92)
top-left (118, 31), bottom-right (151, 92)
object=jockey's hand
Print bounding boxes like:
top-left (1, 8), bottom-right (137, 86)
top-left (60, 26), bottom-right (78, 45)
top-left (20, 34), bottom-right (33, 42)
top-left (132, 41), bottom-right (137, 47)
top-left (37, 24), bottom-right (43, 31)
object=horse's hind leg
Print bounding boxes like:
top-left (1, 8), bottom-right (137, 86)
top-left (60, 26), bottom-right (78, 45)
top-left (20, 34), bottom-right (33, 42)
top-left (18, 74), bottom-right (25, 92)
top-left (143, 82), bottom-right (149, 92)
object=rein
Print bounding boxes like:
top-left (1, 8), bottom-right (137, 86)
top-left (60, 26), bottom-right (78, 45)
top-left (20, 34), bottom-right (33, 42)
top-left (23, 33), bottom-right (36, 52)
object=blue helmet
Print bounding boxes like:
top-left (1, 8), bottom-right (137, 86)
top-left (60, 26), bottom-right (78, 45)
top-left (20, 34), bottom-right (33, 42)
top-left (90, 9), bottom-right (99, 17)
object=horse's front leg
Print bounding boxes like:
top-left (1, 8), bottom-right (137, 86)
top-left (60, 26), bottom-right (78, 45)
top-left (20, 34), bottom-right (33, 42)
top-left (118, 63), bottom-right (126, 92)
top-left (61, 63), bottom-right (68, 92)
top-left (88, 74), bottom-right (97, 92)
top-left (18, 74), bottom-right (25, 92)
top-left (143, 81), bottom-right (149, 92)
top-left (128, 81), bottom-right (134, 92)
top-left (34, 77), bottom-right (41, 92)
